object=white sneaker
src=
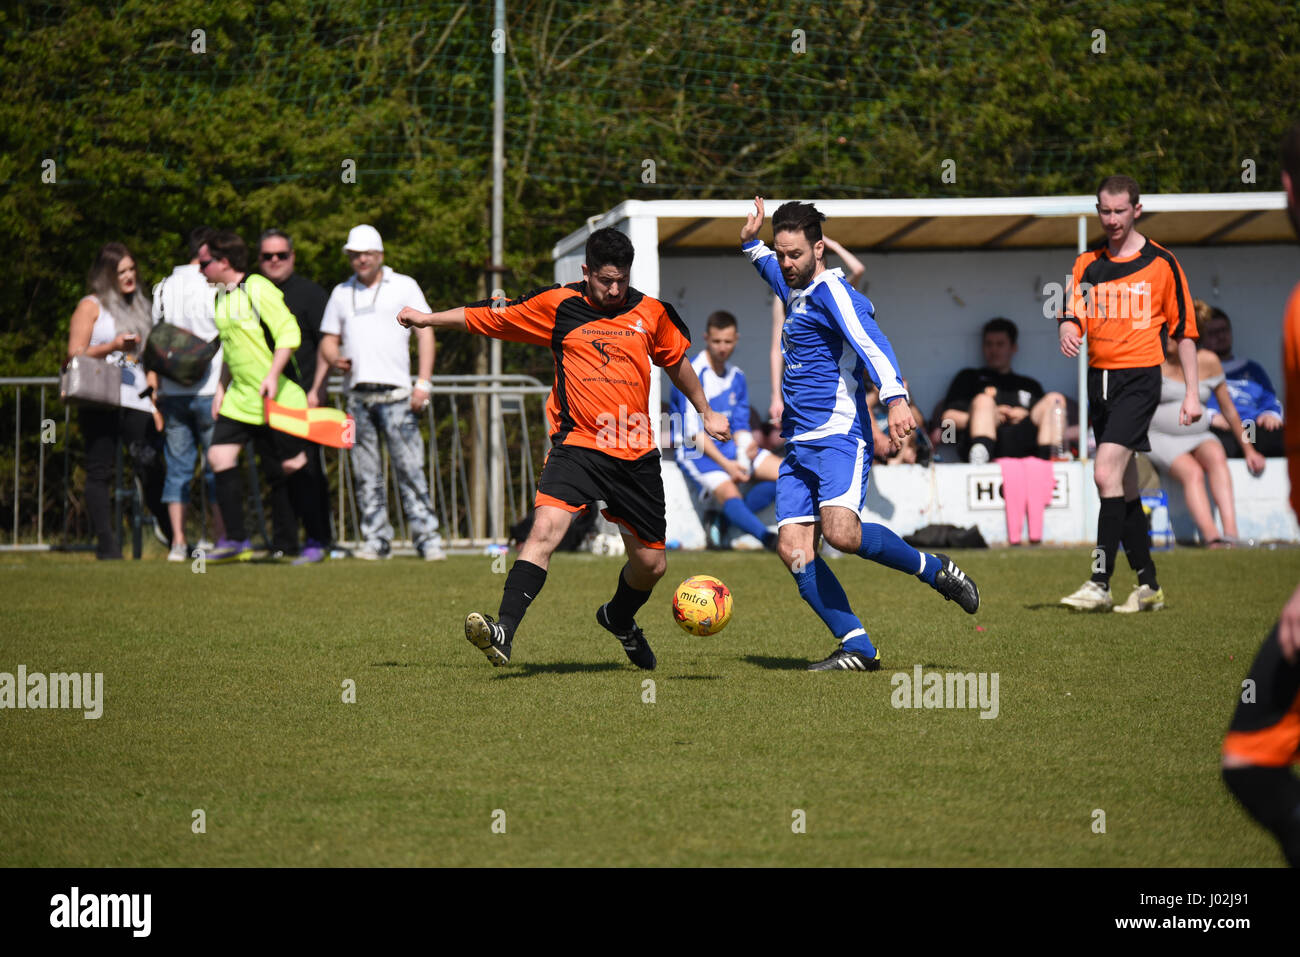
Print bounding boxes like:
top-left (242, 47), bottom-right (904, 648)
top-left (420, 542), bottom-right (447, 561)
top-left (167, 543), bottom-right (189, 563)
top-left (354, 544), bottom-right (391, 561)
top-left (1060, 580), bottom-right (1113, 611)
top-left (1114, 584), bottom-right (1165, 613)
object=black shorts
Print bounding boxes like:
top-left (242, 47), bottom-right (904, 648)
top-left (1223, 623), bottom-right (1300, 767)
top-left (212, 414), bottom-right (309, 463)
top-left (1088, 365), bottom-right (1161, 452)
top-left (536, 444), bottom-right (667, 549)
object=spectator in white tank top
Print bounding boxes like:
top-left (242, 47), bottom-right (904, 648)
top-left (66, 242), bottom-right (168, 559)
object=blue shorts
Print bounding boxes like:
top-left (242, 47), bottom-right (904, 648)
top-left (776, 437), bottom-right (870, 526)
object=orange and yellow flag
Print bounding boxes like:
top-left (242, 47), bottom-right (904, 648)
top-left (263, 398), bottom-right (355, 449)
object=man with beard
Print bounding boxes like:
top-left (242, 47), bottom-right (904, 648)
top-left (740, 197), bottom-right (980, 672)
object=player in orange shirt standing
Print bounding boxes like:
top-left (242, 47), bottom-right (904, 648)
top-left (1058, 175), bottom-right (1202, 612)
top-left (1220, 123), bottom-right (1300, 867)
top-left (397, 228), bottom-right (730, 670)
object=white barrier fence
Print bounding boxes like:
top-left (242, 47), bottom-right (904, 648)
top-left (0, 375), bottom-right (551, 553)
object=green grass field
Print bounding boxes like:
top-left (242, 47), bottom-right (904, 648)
top-left (1, 545), bottom-right (1295, 867)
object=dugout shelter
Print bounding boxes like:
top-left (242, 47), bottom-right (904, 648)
top-left (552, 194), bottom-right (1299, 547)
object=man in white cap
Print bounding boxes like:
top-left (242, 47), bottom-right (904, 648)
top-left (310, 225), bottom-right (444, 560)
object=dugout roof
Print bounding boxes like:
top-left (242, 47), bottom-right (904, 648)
top-left (553, 193), bottom-right (1291, 257)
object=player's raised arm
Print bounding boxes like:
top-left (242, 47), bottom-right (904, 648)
top-left (665, 354), bottom-right (730, 444)
top-left (740, 195), bottom-right (766, 244)
top-left (822, 236), bottom-right (865, 287)
top-left (397, 305), bottom-right (468, 331)
top-left (740, 196), bottom-right (790, 301)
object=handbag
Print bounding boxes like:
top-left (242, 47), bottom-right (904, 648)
top-left (60, 354), bottom-right (122, 407)
top-left (143, 322), bottom-right (220, 386)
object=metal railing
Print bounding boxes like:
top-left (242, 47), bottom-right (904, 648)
top-left (0, 374), bottom-right (551, 553)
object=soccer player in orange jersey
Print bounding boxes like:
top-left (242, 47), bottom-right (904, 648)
top-left (397, 228), bottom-right (729, 670)
top-left (1220, 122), bottom-right (1300, 867)
top-left (1058, 175), bottom-right (1202, 613)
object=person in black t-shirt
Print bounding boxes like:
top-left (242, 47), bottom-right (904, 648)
top-left (257, 228), bottom-right (334, 556)
top-left (933, 317), bottom-right (1067, 463)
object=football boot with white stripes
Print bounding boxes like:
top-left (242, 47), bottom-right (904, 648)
top-left (465, 612), bottom-right (511, 667)
top-left (808, 647), bottom-right (882, 672)
top-left (934, 553), bottom-right (980, 614)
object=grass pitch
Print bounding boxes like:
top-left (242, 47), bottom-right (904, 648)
top-left (0, 545), bottom-right (1295, 867)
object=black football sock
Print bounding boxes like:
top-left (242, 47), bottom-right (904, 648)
top-left (287, 467), bottom-right (329, 545)
top-left (1091, 496), bottom-right (1125, 585)
top-left (1222, 766), bottom-right (1300, 867)
top-left (1121, 496), bottom-right (1159, 589)
top-left (497, 559), bottom-right (547, 638)
top-left (605, 564), bottom-right (653, 630)
top-left (213, 467), bottom-right (246, 542)
top-left (1035, 444), bottom-right (1052, 460)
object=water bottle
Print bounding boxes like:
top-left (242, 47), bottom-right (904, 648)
top-left (1052, 404), bottom-right (1069, 460)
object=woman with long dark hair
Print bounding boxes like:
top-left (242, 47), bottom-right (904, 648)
top-left (66, 242), bottom-right (168, 558)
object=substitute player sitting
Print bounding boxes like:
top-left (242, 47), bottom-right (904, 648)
top-left (741, 197), bottom-right (980, 673)
top-left (671, 310), bottom-right (780, 550)
top-left (397, 228), bottom-right (729, 670)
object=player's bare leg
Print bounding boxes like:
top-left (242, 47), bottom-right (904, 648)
top-left (595, 531), bottom-right (664, 670)
top-left (967, 392), bottom-right (998, 464)
top-left (466, 504), bottom-right (574, 666)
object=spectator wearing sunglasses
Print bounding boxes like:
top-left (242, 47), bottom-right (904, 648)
top-left (256, 229), bottom-right (333, 557)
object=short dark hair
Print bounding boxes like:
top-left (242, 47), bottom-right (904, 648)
top-left (188, 226), bottom-right (215, 260)
top-left (585, 227), bottom-right (634, 271)
top-left (205, 230), bottom-right (248, 273)
top-left (259, 228), bottom-right (293, 251)
top-left (1283, 120), bottom-right (1300, 185)
top-left (771, 201), bottom-right (825, 244)
top-left (982, 317), bottom-right (1018, 345)
top-left (1210, 306), bottom-right (1231, 328)
top-left (1098, 175), bottom-right (1140, 205)
top-left (706, 310), bottom-right (737, 332)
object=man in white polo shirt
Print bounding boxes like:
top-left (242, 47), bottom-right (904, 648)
top-left (311, 225), bottom-right (444, 560)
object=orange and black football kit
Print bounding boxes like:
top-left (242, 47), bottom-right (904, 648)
top-left (1221, 280), bottom-right (1300, 867)
top-left (465, 281), bottom-right (692, 548)
top-left (1062, 238), bottom-right (1198, 450)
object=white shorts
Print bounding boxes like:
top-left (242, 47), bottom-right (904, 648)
top-left (681, 448), bottom-right (774, 500)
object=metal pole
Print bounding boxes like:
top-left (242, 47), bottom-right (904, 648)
top-left (1076, 214), bottom-right (1089, 464)
top-left (12, 386), bottom-right (19, 546)
top-left (489, 0), bottom-right (506, 540)
top-left (37, 387), bottom-right (45, 545)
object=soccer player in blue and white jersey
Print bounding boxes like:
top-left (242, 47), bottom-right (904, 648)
top-left (740, 197), bottom-right (980, 672)
top-left (670, 310), bottom-right (780, 550)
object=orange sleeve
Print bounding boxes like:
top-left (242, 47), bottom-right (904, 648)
top-left (650, 301), bottom-right (691, 369)
top-left (464, 286), bottom-right (565, 346)
top-left (1164, 256), bottom-right (1196, 340)
top-left (1284, 283), bottom-right (1300, 519)
top-left (1064, 254), bottom-right (1088, 332)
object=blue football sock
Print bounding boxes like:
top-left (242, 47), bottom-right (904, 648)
top-left (841, 632), bottom-right (878, 657)
top-left (744, 480), bottom-right (776, 514)
top-left (722, 497), bottom-right (772, 544)
top-left (858, 521), bottom-right (937, 584)
top-left (792, 557), bottom-right (873, 654)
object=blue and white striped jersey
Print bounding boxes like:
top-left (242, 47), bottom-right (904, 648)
top-left (743, 238), bottom-right (906, 446)
top-left (669, 350), bottom-right (751, 469)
